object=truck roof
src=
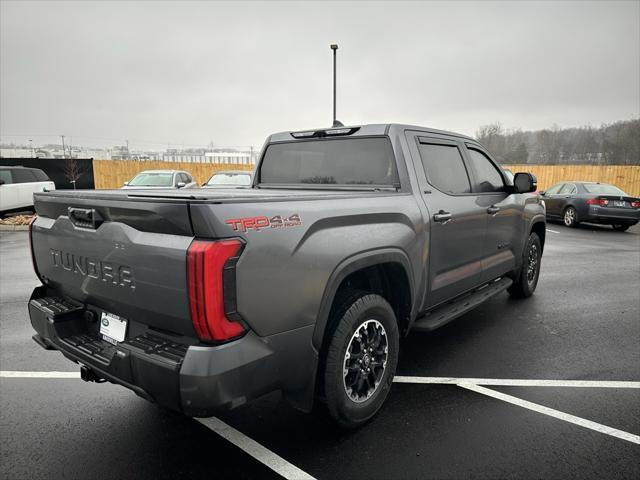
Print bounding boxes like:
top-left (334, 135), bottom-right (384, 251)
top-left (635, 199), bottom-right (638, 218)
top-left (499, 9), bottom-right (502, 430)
top-left (269, 123), bottom-right (477, 143)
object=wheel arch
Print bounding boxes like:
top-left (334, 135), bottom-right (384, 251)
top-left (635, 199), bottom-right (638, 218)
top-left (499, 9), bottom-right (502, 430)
top-left (312, 248), bottom-right (415, 352)
top-left (530, 219), bottom-right (546, 253)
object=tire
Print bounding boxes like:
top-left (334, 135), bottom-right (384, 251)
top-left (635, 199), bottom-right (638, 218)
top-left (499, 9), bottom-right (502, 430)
top-left (612, 224), bottom-right (630, 232)
top-left (508, 232), bottom-right (542, 298)
top-left (322, 290), bottom-right (399, 428)
top-left (563, 206), bottom-right (578, 227)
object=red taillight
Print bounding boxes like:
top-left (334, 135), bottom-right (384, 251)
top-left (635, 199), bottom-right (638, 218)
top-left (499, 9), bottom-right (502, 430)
top-left (586, 198), bottom-right (609, 206)
top-left (631, 201), bottom-right (640, 208)
top-left (187, 239), bottom-right (246, 342)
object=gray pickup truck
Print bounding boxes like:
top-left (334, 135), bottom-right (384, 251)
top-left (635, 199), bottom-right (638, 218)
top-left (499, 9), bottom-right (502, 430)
top-left (28, 124), bottom-right (545, 427)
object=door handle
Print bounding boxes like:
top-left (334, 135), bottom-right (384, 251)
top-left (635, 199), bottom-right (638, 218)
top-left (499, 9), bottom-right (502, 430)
top-left (487, 206), bottom-right (500, 215)
top-left (433, 211), bottom-right (452, 223)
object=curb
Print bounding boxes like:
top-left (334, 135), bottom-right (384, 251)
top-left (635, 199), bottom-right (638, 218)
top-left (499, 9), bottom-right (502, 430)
top-left (0, 225), bottom-right (30, 231)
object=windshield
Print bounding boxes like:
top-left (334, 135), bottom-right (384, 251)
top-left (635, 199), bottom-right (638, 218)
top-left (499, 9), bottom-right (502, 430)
top-left (129, 172), bottom-right (174, 187)
top-left (207, 173), bottom-right (252, 186)
top-left (583, 184), bottom-right (626, 195)
top-left (259, 137), bottom-right (399, 187)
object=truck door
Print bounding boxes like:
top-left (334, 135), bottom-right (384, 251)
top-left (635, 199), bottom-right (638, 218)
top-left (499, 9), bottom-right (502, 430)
top-left (462, 144), bottom-right (522, 283)
top-left (406, 134), bottom-right (487, 309)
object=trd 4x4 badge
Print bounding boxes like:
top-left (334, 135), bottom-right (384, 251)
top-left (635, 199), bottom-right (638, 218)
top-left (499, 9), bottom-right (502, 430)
top-left (225, 214), bottom-right (302, 232)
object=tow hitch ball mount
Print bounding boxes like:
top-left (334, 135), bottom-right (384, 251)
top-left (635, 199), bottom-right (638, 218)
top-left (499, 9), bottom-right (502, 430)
top-left (80, 365), bottom-right (105, 383)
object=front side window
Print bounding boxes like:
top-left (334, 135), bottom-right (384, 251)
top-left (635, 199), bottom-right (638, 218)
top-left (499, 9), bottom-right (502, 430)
top-left (559, 184), bottom-right (576, 195)
top-left (466, 148), bottom-right (505, 193)
top-left (128, 172), bottom-right (174, 187)
top-left (260, 138), bottom-right (399, 187)
top-left (417, 143), bottom-right (471, 194)
top-left (545, 183), bottom-right (564, 195)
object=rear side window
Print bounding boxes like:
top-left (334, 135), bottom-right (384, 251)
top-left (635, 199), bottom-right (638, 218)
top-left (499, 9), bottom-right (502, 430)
top-left (417, 143), bottom-right (471, 194)
top-left (10, 169), bottom-right (37, 183)
top-left (466, 148), bottom-right (505, 193)
top-left (0, 170), bottom-right (12, 184)
top-left (260, 138), bottom-right (399, 186)
top-left (31, 169), bottom-right (50, 181)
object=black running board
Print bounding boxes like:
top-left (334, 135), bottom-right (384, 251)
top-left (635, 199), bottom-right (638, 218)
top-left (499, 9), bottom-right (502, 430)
top-left (411, 277), bottom-right (513, 332)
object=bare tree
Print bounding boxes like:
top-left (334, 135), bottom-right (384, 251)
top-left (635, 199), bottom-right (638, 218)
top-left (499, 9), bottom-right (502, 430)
top-left (64, 157), bottom-right (84, 189)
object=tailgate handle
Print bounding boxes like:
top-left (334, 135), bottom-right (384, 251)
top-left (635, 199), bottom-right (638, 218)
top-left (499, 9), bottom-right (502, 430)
top-left (68, 207), bottom-right (103, 229)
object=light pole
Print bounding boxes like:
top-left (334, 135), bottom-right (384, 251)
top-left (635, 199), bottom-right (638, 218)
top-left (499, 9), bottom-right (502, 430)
top-left (29, 139), bottom-right (34, 158)
top-left (330, 44), bottom-right (343, 127)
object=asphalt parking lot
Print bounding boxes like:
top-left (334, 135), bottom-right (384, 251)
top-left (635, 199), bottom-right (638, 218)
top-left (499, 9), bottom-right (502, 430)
top-left (1, 222), bottom-right (639, 479)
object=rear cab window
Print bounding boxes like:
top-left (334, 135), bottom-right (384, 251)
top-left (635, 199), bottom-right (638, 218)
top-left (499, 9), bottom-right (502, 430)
top-left (416, 139), bottom-right (471, 194)
top-left (258, 137), bottom-right (399, 189)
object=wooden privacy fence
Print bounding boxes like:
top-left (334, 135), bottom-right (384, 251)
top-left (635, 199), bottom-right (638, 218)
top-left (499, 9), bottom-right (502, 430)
top-left (93, 160), bottom-right (640, 196)
top-left (92, 160), bottom-right (253, 189)
top-left (503, 165), bottom-right (640, 196)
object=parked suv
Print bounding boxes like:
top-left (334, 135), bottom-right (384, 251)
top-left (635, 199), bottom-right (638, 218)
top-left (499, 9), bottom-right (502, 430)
top-left (0, 166), bottom-right (55, 216)
top-left (28, 124), bottom-right (545, 427)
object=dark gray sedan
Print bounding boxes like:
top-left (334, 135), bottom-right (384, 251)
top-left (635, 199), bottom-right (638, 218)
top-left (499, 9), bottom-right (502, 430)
top-left (541, 181), bottom-right (640, 231)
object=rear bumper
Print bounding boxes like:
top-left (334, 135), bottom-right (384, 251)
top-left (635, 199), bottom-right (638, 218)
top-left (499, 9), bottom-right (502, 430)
top-left (29, 286), bottom-right (317, 416)
top-left (583, 206), bottom-right (640, 225)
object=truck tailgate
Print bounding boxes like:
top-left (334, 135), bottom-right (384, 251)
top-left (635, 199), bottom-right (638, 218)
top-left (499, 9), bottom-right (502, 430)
top-left (31, 191), bottom-right (196, 337)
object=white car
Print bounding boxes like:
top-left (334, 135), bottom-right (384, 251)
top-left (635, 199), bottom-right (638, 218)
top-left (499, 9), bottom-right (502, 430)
top-left (0, 166), bottom-right (56, 216)
top-left (122, 170), bottom-right (198, 189)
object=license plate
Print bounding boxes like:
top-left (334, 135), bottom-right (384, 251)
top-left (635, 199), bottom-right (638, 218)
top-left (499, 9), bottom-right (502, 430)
top-left (613, 201), bottom-right (626, 207)
top-left (100, 312), bottom-right (128, 344)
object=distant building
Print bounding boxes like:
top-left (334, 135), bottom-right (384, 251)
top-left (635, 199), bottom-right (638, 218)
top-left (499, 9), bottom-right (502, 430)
top-left (162, 150), bottom-right (255, 165)
top-left (1, 144), bottom-right (256, 164)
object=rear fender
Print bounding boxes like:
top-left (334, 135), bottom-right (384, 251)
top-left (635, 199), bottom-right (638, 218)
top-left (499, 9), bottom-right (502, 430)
top-left (311, 248), bottom-right (415, 351)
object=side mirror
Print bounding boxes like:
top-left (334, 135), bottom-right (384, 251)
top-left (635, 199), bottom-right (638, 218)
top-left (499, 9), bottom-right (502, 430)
top-left (123, 181), bottom-right (129, 186)
top-left (176, 182), bottom-right (186, 188)
top-left (513, 172), bottom-right (537, 193)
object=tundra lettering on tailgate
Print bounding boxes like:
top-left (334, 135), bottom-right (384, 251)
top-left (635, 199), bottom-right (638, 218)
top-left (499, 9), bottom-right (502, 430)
top-left (49, 249), bottom-right (136, 289)
top-left (226, 214), bottom-right (302, 232)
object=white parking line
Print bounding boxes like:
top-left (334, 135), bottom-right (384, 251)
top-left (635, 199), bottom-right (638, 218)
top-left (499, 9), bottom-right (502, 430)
top-left (6, 371), bottom-right (639, 451)
top-left (546, 228), bottom-right (560, 233)
top-left (459, 383), bottom-right (640, 445)
top-left (0, 371), bottom-right (315, 479)
top-left (197, 417), bottom-right (316, 480)
top-left (393, 376), bottom-right (640, 388)
top-left (0, 371), bottom-right (80, 378)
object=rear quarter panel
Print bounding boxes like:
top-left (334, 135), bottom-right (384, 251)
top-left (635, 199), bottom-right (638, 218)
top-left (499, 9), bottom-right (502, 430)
top-left (189, 194), bottom-right (425, 338)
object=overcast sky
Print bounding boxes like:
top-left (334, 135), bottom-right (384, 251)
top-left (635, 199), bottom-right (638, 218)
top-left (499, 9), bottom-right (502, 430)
top-left (1, 0), bottom-right (638, 150)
